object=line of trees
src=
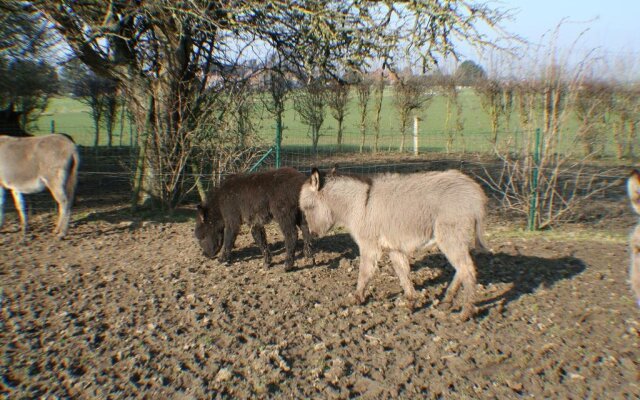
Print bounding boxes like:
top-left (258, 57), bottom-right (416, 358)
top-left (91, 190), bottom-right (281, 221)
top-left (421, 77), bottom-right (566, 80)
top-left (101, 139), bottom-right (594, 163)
top-left (17, 0), bottom-right (503, 210)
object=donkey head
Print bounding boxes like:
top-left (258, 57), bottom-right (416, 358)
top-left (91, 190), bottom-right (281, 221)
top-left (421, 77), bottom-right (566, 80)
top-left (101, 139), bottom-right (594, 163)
top-left (299, 168), bottom-right (335, 237)
top-left (195, 203), bottom-right (224, 258)
top-left (0, 103), bottom-right (29, 137)
top-left (627, 169), bottom-right (640, 307)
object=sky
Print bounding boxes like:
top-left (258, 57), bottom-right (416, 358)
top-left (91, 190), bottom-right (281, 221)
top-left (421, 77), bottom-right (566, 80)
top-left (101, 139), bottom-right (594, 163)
top-left (494, 0), bottom-right (640, 57)
top-left (450, 0), bottom-right (640, 78)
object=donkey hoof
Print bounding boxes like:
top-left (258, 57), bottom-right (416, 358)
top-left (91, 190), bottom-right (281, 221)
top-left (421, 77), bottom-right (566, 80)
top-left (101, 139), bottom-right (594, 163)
top-left (439, 301), bottom-right (454, 311)
top-left (405, 297), bottom-right (419, 311)
top-left (458, 306), bottom-right (477, 322)
top-left (353, 292), bottom-right (367, 305)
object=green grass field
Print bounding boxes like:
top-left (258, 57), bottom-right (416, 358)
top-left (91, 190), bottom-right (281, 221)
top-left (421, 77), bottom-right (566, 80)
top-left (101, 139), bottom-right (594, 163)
top-left (32, 88), bottom-right (608, 157)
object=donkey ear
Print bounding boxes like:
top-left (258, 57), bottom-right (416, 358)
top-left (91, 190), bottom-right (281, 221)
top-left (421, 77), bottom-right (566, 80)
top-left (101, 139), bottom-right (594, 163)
top-left (329, 164), bottom-right (338, 176)
top-left (629, 170), bottom-right (640, 214)
top-left (310, 168), bottom-right (321, 192)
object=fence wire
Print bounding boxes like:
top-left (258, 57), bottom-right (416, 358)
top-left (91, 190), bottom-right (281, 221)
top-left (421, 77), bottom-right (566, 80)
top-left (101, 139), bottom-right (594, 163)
top-left (1, 128), bottom-right (634, 219)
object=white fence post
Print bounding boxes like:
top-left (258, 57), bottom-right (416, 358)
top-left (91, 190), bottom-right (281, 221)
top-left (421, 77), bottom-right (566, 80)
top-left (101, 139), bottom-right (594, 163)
top-left (413, 115), bottom-right (420, 156)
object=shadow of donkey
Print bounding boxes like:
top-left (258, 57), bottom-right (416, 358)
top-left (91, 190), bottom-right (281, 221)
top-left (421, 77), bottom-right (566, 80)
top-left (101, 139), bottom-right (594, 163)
top-left (415, 248), bottom-right (585, 314)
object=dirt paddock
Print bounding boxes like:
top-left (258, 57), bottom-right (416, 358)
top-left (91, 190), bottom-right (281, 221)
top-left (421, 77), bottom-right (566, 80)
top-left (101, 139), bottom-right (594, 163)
top-left (1, 166), bottom-right (639, 398)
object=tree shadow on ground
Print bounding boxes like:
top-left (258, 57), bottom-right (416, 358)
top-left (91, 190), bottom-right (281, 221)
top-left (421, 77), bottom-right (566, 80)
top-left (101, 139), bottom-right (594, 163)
top-left (72, 204), bottom-right (194, 226)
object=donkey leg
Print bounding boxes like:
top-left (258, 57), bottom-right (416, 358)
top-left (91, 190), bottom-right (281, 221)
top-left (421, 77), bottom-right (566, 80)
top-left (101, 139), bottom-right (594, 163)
top-left (48, 181), bottom-right (71, 238)
top-left (388, 250), bottom-right (418, 308)
top-left (298, 215), bottom-right (314, 264)
top-left (440, 274), bottom-right (463, 310)
top-left (437, 227), bottom-right (478, 321)
top-left (354, 249), bottom-right (379, 304)
top-left (280, 218), bottom-right (298, 272)
top-left (250, 225), bottom-right (271, 268)
top-left (219, 224), bottom-right (239, 265)
top-left (10, 190), bottom-right (28, 239)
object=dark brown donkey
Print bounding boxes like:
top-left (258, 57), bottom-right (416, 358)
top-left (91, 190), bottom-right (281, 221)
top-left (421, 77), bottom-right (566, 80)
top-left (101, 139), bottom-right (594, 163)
top-left (195, 167), bottom-right (314, 271)
top-left (0, 104), bottom-right (33, 137)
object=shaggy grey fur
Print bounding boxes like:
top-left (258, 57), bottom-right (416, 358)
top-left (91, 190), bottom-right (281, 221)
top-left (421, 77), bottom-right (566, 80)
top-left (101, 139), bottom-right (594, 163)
top-left (0, 134), bottom-right (79, 238)
top-left (627, 170), bottom-right (640, 307)
top-left (300, 168), bottom-right (488, 320)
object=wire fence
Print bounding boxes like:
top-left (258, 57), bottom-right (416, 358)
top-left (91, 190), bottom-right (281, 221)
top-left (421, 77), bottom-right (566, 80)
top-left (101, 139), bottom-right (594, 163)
top-left (2, 126), bottom-right (633, 226)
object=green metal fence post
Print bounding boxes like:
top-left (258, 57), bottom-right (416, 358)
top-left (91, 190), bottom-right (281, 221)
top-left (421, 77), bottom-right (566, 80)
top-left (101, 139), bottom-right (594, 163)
top-left (528, 128), bottom-right (541, 231)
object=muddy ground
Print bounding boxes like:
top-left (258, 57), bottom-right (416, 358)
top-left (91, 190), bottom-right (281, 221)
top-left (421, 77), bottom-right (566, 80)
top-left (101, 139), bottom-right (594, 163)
top-left (1, 159), bottom-right (639, 399)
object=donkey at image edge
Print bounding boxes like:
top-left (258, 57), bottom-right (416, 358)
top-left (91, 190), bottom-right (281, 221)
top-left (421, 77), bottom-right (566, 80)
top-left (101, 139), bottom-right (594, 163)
top-left (0, 134), bottom-right (79, 239)
top-left (299, 168), bottom-right (488, 321)
top-left (627, 169), bottom-right (640, 307)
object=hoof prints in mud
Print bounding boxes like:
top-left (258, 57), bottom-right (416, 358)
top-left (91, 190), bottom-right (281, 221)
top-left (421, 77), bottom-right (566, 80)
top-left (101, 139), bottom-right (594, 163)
top-left (1, 219), bottom-right (639, 398)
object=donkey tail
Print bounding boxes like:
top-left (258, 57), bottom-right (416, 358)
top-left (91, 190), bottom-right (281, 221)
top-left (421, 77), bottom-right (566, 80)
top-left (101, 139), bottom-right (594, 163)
top-left (474, 217), bottom-right (490, 253)
top-left (65, 147), bottom-right (80, 204)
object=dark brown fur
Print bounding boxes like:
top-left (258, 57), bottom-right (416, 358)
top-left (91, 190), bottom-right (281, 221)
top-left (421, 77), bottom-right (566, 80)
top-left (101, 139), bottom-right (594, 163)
top-left (195, 167), bottom-right (314, 270)
top-left (0, 105), bottom-right (32, 137)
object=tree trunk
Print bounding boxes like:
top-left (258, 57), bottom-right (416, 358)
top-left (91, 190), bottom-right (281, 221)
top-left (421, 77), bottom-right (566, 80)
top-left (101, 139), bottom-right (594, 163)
top-left (359, 116), bottom-right (366, 153)
top-left (399, 114), bottom-right (407, 152)
top-left (119, 99), bottom-right (126, 147)
top-left (373, 78), bottom-right (385, 153)
top-left (628, 121), bottom-right (637, 161)
top-left (336, 117), bottom-right (343, 152)
top-left (93, 123), bottom-right (100, 149)
top-left (312, 125), bottom-right (319, 153)
top-left (191, 160), bottom-right (207, 203)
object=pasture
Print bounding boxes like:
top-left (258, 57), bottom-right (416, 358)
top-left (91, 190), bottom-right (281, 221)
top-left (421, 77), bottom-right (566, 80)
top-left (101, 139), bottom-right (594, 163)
top-left (1, 153), bottom-right (639, 398)
top-left (31, 89), bottom-right (595, 157)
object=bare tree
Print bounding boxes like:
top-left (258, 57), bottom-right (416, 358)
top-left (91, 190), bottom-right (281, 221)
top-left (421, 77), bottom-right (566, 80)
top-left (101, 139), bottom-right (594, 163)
top-left (393, 72), bottom-right (433, 152)
top-left (474, 78), bottom-right (503, 146)
top-left (103, 94), bottom-right (119, 147)
top-left (355, 74), bottom-right (373, 153)
top-left (31, 0), bottom-right (507, 209)
top-left (190, 80), bottom-right (265, 204)
top-left (64, 60), bottom-right (117, 148)
top-left (294, 78), bottom-right (327, 153)
top-left (573, 80), bottom-right (612, 157)
top-left (0, 58), bottom-right (59, 126)
top-left (327, 79), bottom-right (350, 151)
top-left (263, 56), bottom-right (295, 166)
top-left (438, 73), bottom-right (465, 153)
top-left (372, 69), bottom-right (387, 153)
top-left (480, 38), bottom-right (617, 230)
top-left (0, 1), bottom-right (56, 58)
top-left (611, 84), bottom-right (640, 160)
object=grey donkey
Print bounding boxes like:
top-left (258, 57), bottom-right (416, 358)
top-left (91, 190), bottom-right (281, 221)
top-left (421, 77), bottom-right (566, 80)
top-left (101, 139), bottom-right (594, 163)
top-left (299, 167), bottom-right (488, 321)
top-left (0, 134), bottom-right (79, 239)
